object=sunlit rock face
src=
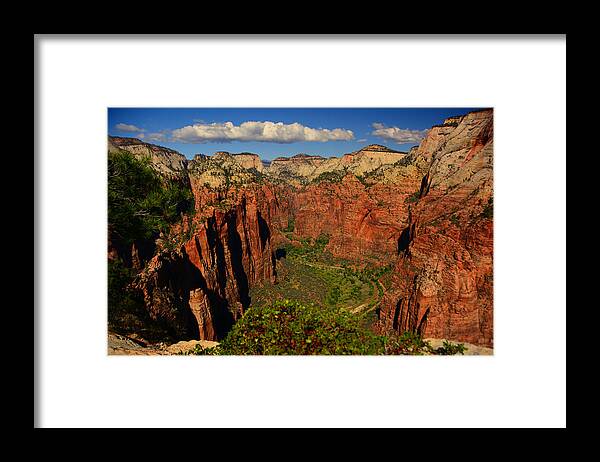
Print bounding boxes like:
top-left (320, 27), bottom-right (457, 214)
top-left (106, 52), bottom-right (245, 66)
top-left (266, 145), bottom-right (408, 184)
top-left (375, 109), bottom-right (494, 347)
top-left (108, 136), bottom-right (188, 180)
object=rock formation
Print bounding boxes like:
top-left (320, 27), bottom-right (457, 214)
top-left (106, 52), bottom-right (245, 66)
top-left (134, 186), bottom-right (280, 340)
top-left (267, 145), bottom-right (407, 184)
top-left (375, 109), bottom-right (494, 347)
top-left (109, 136), bottom-right (188, 180)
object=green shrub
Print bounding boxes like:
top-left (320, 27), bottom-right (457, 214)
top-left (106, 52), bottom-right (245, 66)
top-left (434, 340), bottom-right (467, 355)
top-left (187, 312), bottom-right (468, 356)
top-left (383, 332), bottom-right (467, 355)
top-left (384, 331), bottom-right (433, 355)
top-left (108, 151), bottom-right (194, 336)
top-left (108, 256), bottom-right (183, 343)
top-left (108, 151), bottom-right (193, 245)
top-left (108, 258), bottom-right (138, 322)
top-left (480, 197), bottom-right (493, 219)
top-left (282, 233), bottom-right (331, 261)
top-left (312, 170), bottom-right (346, 184)
top-left (405, 191), bottom-right (420, 203)
top-left (325, 285), bottom-right (341, 306)
top-left (284, 216), bottom-right (295, 232)
top-left (355, 174), bottom-right (369, 187)
top-left (192, 300), bottom-right (386, 355)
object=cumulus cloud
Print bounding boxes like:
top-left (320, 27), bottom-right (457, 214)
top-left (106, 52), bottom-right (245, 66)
top-left (170, 121), bottom-right (354, 144)
top-left (371, 123), bottom-right (428, 143)
top-left (115, 123), bottom-right (144, 133)
top-left (146, 132), bottom-right (168, 142)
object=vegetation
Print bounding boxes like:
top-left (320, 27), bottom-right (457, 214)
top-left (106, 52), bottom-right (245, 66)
top-left (108, 257), bottom-right (174, 342)
top-left (107, 257), bottom-right (139, 324)
top-left (355, 174), bottom-right (370, 187)
top-left (434, 340), bottom-right (467, 355)
top-left (250, 249), bottom-right (373, 312)
top-left (383, 332), bottom-right (467, 355)
top-left (480, 197), bottom-right (493, 219)
top-left (107, 151), bottom-right (193, 336)
top-left (282, 233), bottom-right (331, 261)
top-left (405, 191), bottom-right (420, 203)
top-left (393, 154), bottom-right (414, 167)
top-left (383, 331), bottom-right (435, 355)
top-left (450, 214), bottom-right (460, 226)
top-left (284, 216), bottom-right (295, 233)
top-left (183, 301), bottom-right (467, 356)
top-left (311, 169), bottom-right (347, 184)
top-left (251, 232), bottom-right (395, 334)
top-left (108, 151), bottom-right (193, 245)
top-left (191, 300), bottom-right (385, 355)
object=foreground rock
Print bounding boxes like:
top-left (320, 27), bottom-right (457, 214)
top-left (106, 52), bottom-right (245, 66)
top-left (425, 338), bottom-right (493, 355)
top-left (107, 332), bottom-right (218, 355)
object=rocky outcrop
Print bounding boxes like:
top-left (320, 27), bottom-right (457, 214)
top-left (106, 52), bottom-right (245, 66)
top-left (108, 136), bottom-right (188, 180)
top-left (186, 152), bottom-right (263, 190)
top-left (134, 184), bottom-right (281, 341)
top-left (266, 145), bottom-right (407, 184)
top-left (267, 154), bottom-right (330, 184)
top-left (232, 152), bottom-right (264, 171)
top-left (109, 138), bottom-right (287, 342)
top-left (107, 331), bottom-right (218, 355)
top-left (376, 109), bottom-right (494, 347)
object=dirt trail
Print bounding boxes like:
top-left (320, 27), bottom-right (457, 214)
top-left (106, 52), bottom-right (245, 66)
top-left (350, 278), bottom-right (385, 314)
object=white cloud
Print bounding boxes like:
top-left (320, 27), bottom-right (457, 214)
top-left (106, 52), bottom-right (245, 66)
top-left (137, 133), bottom-right (145, 139)
top-left (371, 123), bottom-right (428, 143)
top-left (115, 123), bottom-right (144, 133)
top-left (170, 121), bottom-right (354, 144)
top-left (357, 138), bottom-right (367, 143)
top-left (146, 132), bottom-right (168, 142)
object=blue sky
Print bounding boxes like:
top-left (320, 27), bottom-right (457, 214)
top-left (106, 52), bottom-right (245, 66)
top-left (108, 108), bottom-right (483, 161)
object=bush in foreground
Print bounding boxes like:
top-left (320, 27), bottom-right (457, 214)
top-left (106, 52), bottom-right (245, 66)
top-left (184, 300), bottom-right (467, 356)
top-left (193, 300), bottom-right (385, 355)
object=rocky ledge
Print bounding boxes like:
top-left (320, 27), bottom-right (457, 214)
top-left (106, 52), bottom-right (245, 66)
top-left (107, 331), bottom-right (218, 355)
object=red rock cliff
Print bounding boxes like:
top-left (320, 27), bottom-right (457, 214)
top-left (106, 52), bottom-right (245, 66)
top-left (291, 173), bottom-right (422, 265)
top-left (131, 149), bottom-right (290, 341)
top-left (376, 109), bottom-right (494, 347)
top-left (134, 184), bottom-right (285, 341)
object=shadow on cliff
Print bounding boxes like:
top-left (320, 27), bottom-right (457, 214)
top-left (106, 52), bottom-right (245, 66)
top-left (397, 227), bottom-right (411, 254)
top-left (258, 212), bottom-right (271, 249)
top-left (225, 213), bottom-right (251, 309)
top-left (176, 242), bottom-right (236, 340)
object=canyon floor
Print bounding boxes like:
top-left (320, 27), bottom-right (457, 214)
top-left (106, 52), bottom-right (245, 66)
top-left (249, 234), bottom-right (383, 328)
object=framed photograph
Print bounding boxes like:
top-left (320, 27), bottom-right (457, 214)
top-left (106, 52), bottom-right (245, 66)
top-left (35, 35), bottom-right (566, 428)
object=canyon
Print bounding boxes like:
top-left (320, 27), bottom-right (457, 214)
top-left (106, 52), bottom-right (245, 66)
top-left (107, 108), bottom-right (493, 349)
